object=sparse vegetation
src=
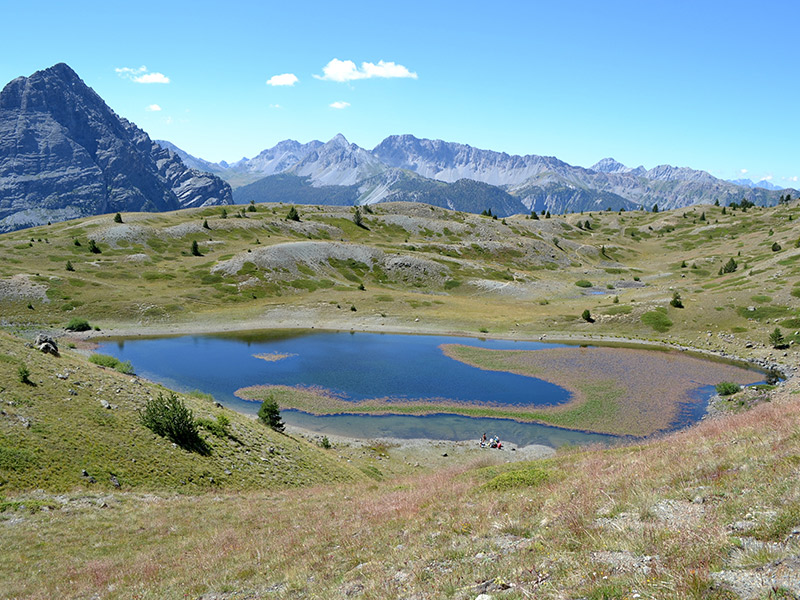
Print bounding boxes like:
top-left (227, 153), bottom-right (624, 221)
top-left (88, 353), bottom-right (135, 374)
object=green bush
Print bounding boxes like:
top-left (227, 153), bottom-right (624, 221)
top-left (575, 279), bottom-right (593, 288)
top-left (65, 317), bottom-right (91, 332)
top-left (258, 395), bottom-right (285, 432)
top-left (139, 393), bottom-right (208, 453)
top-left (18, 365), bottom-right (31, 385)
top-left (641, 310), bottom-right (672, 332)
top-left (715, 382), bottom-right (741, 396)
top-left (89, 353), bottom-right (134, 374)
top-left (196, 413), bottom-right (230, 438)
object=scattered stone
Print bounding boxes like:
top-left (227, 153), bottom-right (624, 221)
top-left (110, 474), bottom-right (120, 488)
top-left (56, 372), bottom-right (68, 380)
top-left (442, 453), bottom-right (448, 457)
top-left (100, 399), bottom-right (111, 409)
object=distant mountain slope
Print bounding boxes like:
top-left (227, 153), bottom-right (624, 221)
top-left (0, 64), bottom-right (232, 232)
top-left (728, 178), bottom-right (783, 191)
top-left (374, 135), bottom-right (796, 211)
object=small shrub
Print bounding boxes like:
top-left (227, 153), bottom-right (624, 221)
top-left (88, 239), bottom-right (101, 254)
top-left (139, 392), bottom-right (207, 453)
top-left (196, 413), bottom-right (230, 438)
top-left (670, 291), bottom-right (684, 308)
top-left (65, 317), bottom-right (91, 332)
top-left (220, 208), bottom-right (228, 219)
top-left (575, 279), bottom-right (593, 288)
top-left (258, 395), bottom-right (285, 432)
top-left (581, 309), bottom-right (593, 322)
top-left (320, 436), bottom-right (332, 449)
top-left (286, 206), bottom-right (300, 222)
top-left (65, 260), bottom-right (74, 272)
top-left (716, 382), bottom-right (741, 396)
top-left (18, 365), bottom-right (31, 385)
top-left (771, 242), bottom-right (782, 252)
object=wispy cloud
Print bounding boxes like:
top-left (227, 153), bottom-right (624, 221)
top-left (269, 103), bottom-right (282, 109)
top-left (146, 104), bottom-right (162, 112)
top-left (329, 101), bottom-right (351, 109)
top-left (315, 59), bottom-right (417, 82)
top-left (115, 66), bottom-right (170, 84)
top-left (266, 73), bottom-right (298, 86)
top-left (739, 168), bottom-right (748, 174)
top-left (783, 176), bottom-right (798, 182)
top-left (760, 175), bottom-right (773, 181)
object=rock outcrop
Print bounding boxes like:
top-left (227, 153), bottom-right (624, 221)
top-left (0, 63), bottom-right (232, 232)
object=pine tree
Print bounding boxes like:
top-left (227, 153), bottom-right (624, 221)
top-left (769, 327), bottom-right (785, 349)
top-left (258, 396), bottom-right (285, 431)
top-left (286, 206), bottom-right (300, 221)
top-left (191, 240), bottom-right (202, 256)
top-left (113, 212), bottom-right (123, 223)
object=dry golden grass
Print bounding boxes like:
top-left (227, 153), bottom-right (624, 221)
top-left (3, 379), bottom-right (800, 599)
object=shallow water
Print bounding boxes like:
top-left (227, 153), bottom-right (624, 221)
top-left (97, 330), bottom-right (743, 447)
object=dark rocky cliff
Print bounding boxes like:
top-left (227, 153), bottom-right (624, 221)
top-left (0, 63), bottom-right (231, 232)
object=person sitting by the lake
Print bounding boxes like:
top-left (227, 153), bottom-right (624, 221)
top-left (480, 432), bottom-right (487, 447)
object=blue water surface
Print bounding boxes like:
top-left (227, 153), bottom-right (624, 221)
top-left (96, 330), bottom-right (723, 447)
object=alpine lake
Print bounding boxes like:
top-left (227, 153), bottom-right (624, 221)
top-left (97, 330), bottom-right (764, 448)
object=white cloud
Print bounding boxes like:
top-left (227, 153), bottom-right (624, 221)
top-left (266, 73), bottom-right (298, 86)
top-left (146, 104), bottom-right (162, 112)
top-left (315, 58), bottom-right (417, 82)
top-left (115, 66), bottom-right (170, 84)
top-left (784, 176), bottom-right (799, 182)
top-left (740, 168), bottom-right (748, 174)
top-left (329, 101), bottom-right (351, 109)
top-left (269, 103), bottom-right (282, 109)
top-left (761, 175), bottom-right (773, 181)
top-left (135, 72), bottom-right (170, 84)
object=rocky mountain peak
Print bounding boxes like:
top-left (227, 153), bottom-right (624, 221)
top-left (0, 63), bottom-right (231, 232)
top-left (591, 158), bottom-right (630, 173)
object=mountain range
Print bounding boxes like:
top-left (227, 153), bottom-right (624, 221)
top-left (161, 134), bottom-right (796, 217)
top-left (0, 64), bottom-right (231, 233)
top-left (0, 63), bottom-right (795, 233)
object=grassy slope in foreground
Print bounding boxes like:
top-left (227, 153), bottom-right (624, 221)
top-left (235, 344), bottom-right (762, 437)
top-left (0, 331), bottom-right (363, 491)
top-left (2, 374), bottom-right (799, 599)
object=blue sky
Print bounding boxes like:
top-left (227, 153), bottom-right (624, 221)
top-left (1, 0), bottom-right (798, 185)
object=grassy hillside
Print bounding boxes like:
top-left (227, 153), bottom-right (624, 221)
top-left (0, 331), bottom-right (363, 491)
top-left (2, 374), bottom-right (799, 599)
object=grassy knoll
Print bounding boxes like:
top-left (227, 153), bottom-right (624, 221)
top-left (2, 377), bottom-right (799, 599)
top-left (0, 332), bottom-right (363, 491)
